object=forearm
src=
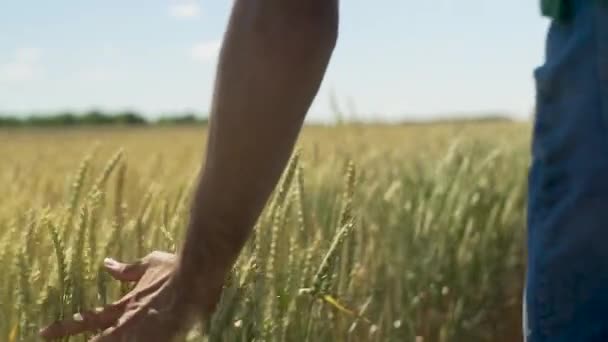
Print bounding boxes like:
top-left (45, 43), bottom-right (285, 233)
top-left (177, 0), bottom-right (338, 291)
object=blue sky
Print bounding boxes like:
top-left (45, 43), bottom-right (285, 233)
top-left (0, 1), bottom-right (549, 122)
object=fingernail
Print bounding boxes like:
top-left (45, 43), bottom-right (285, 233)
top-left (39, 326), bottom-right (51, 337)
top-left (104, 257), bottom-right (119, 270)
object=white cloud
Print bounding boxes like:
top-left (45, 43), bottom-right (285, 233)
top-left (0, 48), bottom-right (42, 82)
top-left (169, 1), bottom-right (201, 19)
top-left (1, 62), bottom-right (37, 81)
top-left (100, 44), bottom-right (120, 58)
top-left (15, 48), bottom-right (41, 63)
top-left (191, 40), bottom-right (221, 63)
top-left (79, 67), bottom-right (121, 82)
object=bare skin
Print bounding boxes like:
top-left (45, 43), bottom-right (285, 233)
top-left (40, 0), bottom-right (339, 340)
top-left (41, 252), bottom-right (206, 341)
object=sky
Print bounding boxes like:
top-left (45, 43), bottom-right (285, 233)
top-left (0, 1), bottom-right (550, 122)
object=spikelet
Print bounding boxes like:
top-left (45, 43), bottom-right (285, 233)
top-left (238, 255), bottom-right (258, 289)
top-left (275, 190), bottom-right (294, 314)
top-left (167, 187), bottom-right (187, 245)
top-left (307, 161), bottom-right (357, 297)
top-left (268, 204), bottom-right (283, 333)
top-left (85, 189), bottom-right (103, 280)
top-left (260, 149), bottom-right (301, 334)
top-left (171, 184), bottom-right (187, 218)
top-left (15, 248), bottom-right (31, 339)
top-left (84, 149), bottom-right (124, 237)
top-left (66, 149), bottom-right (124, 303)
top-left (97, 220), bottom-right (117, 305)
top-left (311, 221), bottom-right (355, 297)
top-left (24, 212), bottom-right (41, 265)
top-left (63, 151), bottom-right (93, 240)
top-left (300, 232), bottom-right (320, 292)
top-left (294, 163), bottom-right (308, 241)
top-left (92, 149), bottom-right (124, 192)
top-left (92, 152), bottom-right (125, 259)
top-left (277, 150), bottom-right (300, 204)
top-left (248, 221), bottom-right (259, 256)
top-left (266, 207), bottom-right (281, 282)
top-left (281, 232), bottom-right (298, 337)
top-left (114, 161), bottom-right (127, 230)
top-left (14, 209), bottom-right (37, 339)
top-left (135, 188), bottom-right (155, 257)
top-left (47, 221), bottom-right (67, 319)
top-left (161, 199), bottom-right (170, 231)
top-left (338, 161), bottom-right (357, 295)
top-left (266, 149), bottom-right (300, 220)
top-left (114, 161), bottom-right (127, 265)
top-left (0, 222), bottom-right (11, 277)
top-left (159, 224), bottom-right (176, 252)
top-left (69, 205), bottom-right (88, 313)
top-left (337, 160), bottom-right (356, 229)
top-left (102, 219), bottom-right (123, 262)
top-left (285, 230), bottom-right (297, 296)
top-left (34, 212), bottom-right (53, 308)
top-left (99, 219), bottom-right (135, 300)
top-left (169, 181), bottom-right (191, 241)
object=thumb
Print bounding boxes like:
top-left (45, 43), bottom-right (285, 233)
top-left (103, 257), bottom-right (148, 282)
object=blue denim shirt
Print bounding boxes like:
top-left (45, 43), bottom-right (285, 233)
top-left (526, 0), bottom-right (608, 340)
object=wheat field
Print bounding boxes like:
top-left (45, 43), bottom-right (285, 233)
top-left (0, 122), bottom-right (529, 341)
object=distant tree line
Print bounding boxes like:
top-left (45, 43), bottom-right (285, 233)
top-left (0, 111), bottom-right (208, 127)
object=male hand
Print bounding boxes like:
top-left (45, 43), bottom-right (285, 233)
top-left (40, 251), bottom-right (221, 342)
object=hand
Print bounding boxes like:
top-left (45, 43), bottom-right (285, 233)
top-left (39, 251), bottom-right (220, 342)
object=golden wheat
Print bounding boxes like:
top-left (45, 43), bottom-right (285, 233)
top-left (0, 123), bottom-right (528, 341)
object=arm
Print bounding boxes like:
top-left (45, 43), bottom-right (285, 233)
top-left (40, 0), bottom-right (339, 340)
top-left (177, 0), bottom-right (339, 305)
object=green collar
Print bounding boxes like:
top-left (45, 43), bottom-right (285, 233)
top-left (541, 0), bottom-right (571, 21)
top-left (542, 0), bottom-right (608, 21)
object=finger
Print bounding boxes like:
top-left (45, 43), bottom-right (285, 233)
top-left (104, 257), bottom-right (148, 282)
top-left (88, 306), bottom-right (150, 342)
top-left (89, 326), bottom-right (118, 342)
top-left (40, 304), bottom-right (123, 340)
top-left (81, 273), bottom-right (169, 340)
top-left (89, 309), bottom-right (178, 342)
top-left (90, 325), bottom-right (136, 342)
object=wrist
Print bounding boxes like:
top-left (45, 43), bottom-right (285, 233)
top-left (172, 235), bottom-right (234, 315)
top-left (177, 206), bottom-right (249, 285)
top-left (172, 259), bottom-right (225, 317)
top-left (174, 195), bottom-right (252, 313)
